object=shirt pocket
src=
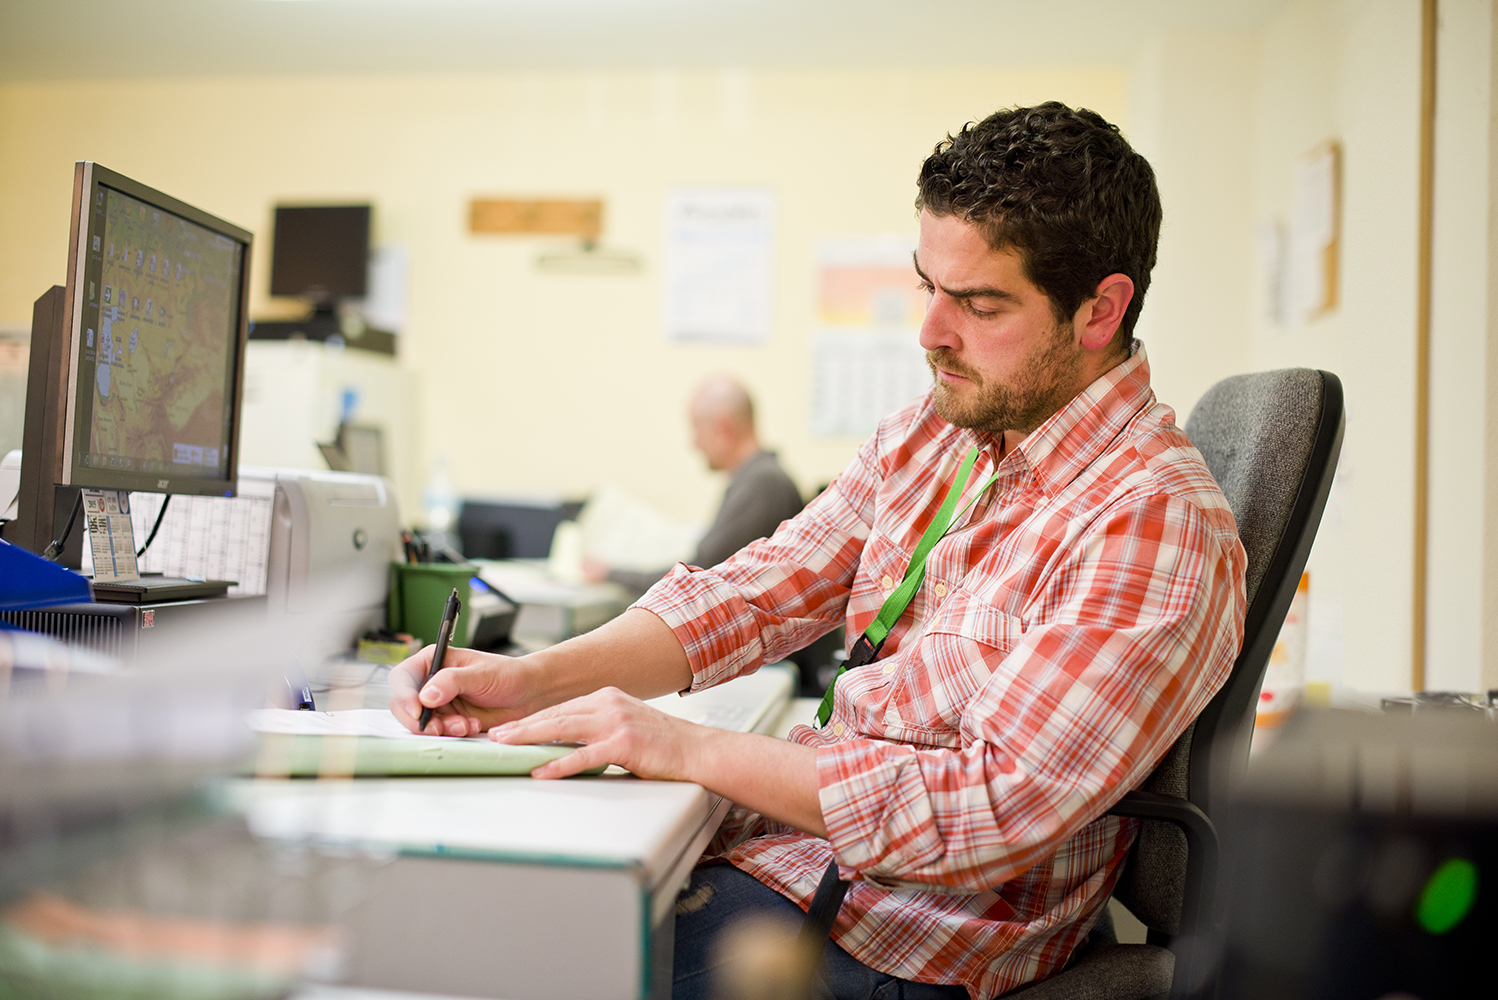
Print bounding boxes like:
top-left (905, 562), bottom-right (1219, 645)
top-left (847, 529), bottom-right (915, 632)
top-left (896, 587), bottom-right (1025, 734)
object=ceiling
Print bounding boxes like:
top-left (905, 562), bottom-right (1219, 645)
top-left (0, 0), bottom-right (1291, 82)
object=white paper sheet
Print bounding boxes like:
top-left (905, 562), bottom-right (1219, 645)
top-left (663, 188), bottom-right (776, 344)
top-left (1288, 144), bottom-right (1339, 322)
top-left (249, 708), bottom-right (485, 742)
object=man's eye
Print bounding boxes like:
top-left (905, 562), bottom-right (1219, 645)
top-left (965, 300), bottom-right (999, 317)
top-left (917, 281), bottom-right (934, 295)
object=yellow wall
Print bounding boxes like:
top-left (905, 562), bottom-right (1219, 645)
top-left (0, 67), bottom-right (1127, 526)
top-left (1242, 0), bottom-right (1497, 696)
top-left (10, 24), bottom-right (1486, 698)
top-left (1427, 0), bottom-right (1498, 692)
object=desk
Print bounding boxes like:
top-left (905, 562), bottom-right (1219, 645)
top-left (236, 665), bottom-right (796, 1000)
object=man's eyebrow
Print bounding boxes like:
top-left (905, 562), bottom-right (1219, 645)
top-left (911, 251), bottom-right (1019, 303)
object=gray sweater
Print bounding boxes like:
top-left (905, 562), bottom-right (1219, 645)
top-left (610, 451), bottom-right (804, 594)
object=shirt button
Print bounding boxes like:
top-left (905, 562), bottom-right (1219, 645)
top-left (881, 661), bottom-right (895, 676)
top-left (880, 575), bottom-right (894, 591)
top-left (934, 582), bottom-right (948, 598)
top-left (832, 722), bottom-right (845, 736)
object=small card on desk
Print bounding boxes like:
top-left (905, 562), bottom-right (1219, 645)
top-left (83, 488), bottom-right (139, 583)
top-left (248, 709), bottom-right (604, 778)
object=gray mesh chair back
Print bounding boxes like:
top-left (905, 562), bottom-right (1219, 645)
top-left (1004, 369), bottom-right (1345, 1000)
top-left (1180, 368), bottom-right (1344, 814)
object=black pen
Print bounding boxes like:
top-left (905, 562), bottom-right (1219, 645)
top-left (417, 588), bottom-right (462, 732)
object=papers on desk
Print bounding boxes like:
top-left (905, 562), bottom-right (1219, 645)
top-left (253, 708), bottom-right (447, 739)
top-left (248, 709), bottom-right (603, 778)
top-left (472, 559), bottom-right (603, 605)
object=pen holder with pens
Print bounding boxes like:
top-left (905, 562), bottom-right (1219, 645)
top-left (388, 562), bottom-right (476, 648)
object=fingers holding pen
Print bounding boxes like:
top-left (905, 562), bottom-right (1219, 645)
top-left (388, 645), bottom-right (436, 731)
top-left (423, 705), bottom-right (481, 737)
top-left (387, 646), bottom-right (534, 735)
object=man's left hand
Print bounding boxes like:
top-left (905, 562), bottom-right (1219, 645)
top-left (487, 686), bottom-right (710, 781)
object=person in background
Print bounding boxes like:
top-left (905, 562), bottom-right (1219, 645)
top-left (588, 374), bottom-right (804, 594)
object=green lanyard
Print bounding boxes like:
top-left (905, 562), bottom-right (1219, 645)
top-left (815, 445), bottom-right (1000, 728)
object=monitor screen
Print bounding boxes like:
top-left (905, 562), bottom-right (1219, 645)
top-left (63, 163), bottom-right (252, 497)
top-left (338, 423), bottom-right (385, 476)
top-left (269, 205), bottom-right (370, 302)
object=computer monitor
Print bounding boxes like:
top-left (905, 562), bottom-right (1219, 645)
top-left (3, 162), bottom-right (252, 564)
top-left (317, 422), bottom-right (386, 477)
top-left (456, 499), bottom-right (584, 560)
top-left (268, 205), bottom-right (369, 314)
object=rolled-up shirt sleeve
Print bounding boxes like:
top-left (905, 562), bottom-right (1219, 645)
top-left (816, 490), bottom-right (1243, 890)
top-left (639, 431), bottom-right (883, 691)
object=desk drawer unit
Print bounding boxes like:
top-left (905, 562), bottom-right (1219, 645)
top-left (234, 777), bottom-right (730, 1000)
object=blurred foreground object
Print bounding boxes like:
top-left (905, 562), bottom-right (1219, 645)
top-left (0, 613), bottom-right (378, 999)
top-left (1220, 708), bottom-right (1497, 999)
top-left (0, 808), bottom-right (359, 1000)
top-left (709, 913), bottom-right (818, 1000)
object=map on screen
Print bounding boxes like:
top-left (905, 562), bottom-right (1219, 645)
top-left (83, 188), bottom-right (242, 477)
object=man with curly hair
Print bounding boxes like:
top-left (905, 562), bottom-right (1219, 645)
top-left (392, 102), bottom-right (1246, 999)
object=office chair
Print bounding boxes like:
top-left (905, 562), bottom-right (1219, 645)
top-left (799, 369), bottom-right (1345, 1000)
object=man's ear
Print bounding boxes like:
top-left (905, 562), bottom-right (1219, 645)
top-left (1075, 273), bottom-right (1135, 352)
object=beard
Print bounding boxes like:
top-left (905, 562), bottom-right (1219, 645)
top-left (927, 320), bottom-right (1084, 435)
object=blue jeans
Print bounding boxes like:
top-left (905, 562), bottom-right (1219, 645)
top-left (672, 863), bottom-right (970, 1000)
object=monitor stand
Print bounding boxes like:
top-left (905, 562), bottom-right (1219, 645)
top-left (0, 285), bottom-right (85, 569)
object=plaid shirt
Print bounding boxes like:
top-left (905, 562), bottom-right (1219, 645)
top-left (640, 345), bottom-right (1246, 998)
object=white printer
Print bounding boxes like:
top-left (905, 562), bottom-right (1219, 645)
top-left (259, 467), bottom-right (402, 663)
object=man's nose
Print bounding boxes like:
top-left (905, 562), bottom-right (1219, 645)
top-left (918, 291), bottom-right (961, 353)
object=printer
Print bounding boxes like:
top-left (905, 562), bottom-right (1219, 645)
top-left (262, 467), bottom-right (402, 664)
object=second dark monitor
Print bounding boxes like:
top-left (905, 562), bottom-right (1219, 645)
top-left (269, 205), bottom-right (370, 304)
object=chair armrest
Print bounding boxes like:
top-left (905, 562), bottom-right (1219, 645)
top-left (1108, 790), bottom-right (1220, 1000)
top-left (1109, 790), bottom-right (1217, 849)
top-left (800, 792), bottom-right (1222, 994)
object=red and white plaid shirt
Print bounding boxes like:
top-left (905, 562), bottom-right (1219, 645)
top-left (640, 345), bottom-right (1246, 999)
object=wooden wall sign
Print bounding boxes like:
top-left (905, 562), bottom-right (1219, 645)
top-left (468, 199), bottom-right (603, 240)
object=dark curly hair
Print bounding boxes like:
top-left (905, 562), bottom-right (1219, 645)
top-left (916, 102), bottom-right (1162, 348)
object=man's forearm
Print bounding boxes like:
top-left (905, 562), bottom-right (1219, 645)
top-left (515, 609), bottom-right (828, 836)
top-left (524, 607), bottom-right (694, 707)
top-left (692, 729), bottom-right (826, 837)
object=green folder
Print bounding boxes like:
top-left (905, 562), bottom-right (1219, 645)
top-left (248, 709), bottom-right (606, 777)
top-left (252, 734), bottom-right (606, 777)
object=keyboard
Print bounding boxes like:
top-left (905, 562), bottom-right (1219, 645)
top-left (647, 664), bottom-right (796, 735)
top-left (90, 575), bottom-right (234, 604)
top-left (688, 703), bottom-right (757, 732)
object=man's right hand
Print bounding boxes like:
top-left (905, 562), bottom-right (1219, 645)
top-left (388, 646), bottom-right (539, 736)
top-left (388, 607), bottom-right (695, 738)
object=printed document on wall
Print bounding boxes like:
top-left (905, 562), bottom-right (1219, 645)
top-left (810, 235), bottom-right (929, 438)
top-left (663, 189), bottom-right (775, 344)
top-left (1288, 143), bottom-right (1340, 324)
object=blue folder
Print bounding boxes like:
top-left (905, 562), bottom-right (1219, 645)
top-left (0, 538), bottom-right (93, 612)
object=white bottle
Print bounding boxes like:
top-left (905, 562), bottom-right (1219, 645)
top-left (422, 455), bottom-right (456, 537)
